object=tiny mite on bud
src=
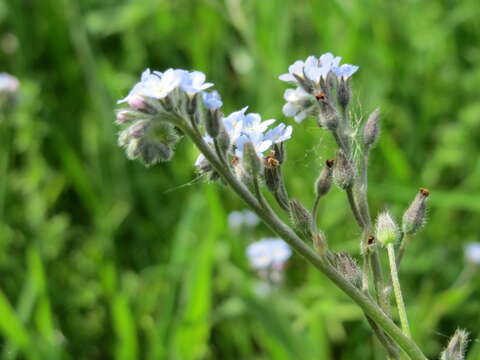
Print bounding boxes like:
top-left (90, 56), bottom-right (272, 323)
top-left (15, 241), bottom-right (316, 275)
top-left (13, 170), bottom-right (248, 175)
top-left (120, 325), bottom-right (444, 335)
top-left (315, 93), bottom-right (327, 100)
top-left (326, 159), bottom-right (335, 168)
top-left (264, 154), bottom-right (279, 168)
top-left (420, 188), bottom-right (430, 197)
top-left (367, 235), bottom-right (375, 245)
top-left (231, 156), bottom-right (240, 166)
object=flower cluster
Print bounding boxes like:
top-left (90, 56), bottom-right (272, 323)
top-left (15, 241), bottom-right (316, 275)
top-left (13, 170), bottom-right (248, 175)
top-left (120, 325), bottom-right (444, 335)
top-left (279, 52), bottom-right (359, 123)
top-left (116, 68), bottom-right (292, 170)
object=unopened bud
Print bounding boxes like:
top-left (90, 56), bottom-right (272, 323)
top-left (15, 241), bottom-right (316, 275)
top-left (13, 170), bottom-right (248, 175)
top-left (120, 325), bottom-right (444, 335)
top-left (187, 93), bottom-right (198, 115)
top-left (273, 143), bottom-right (285, 164)
top-left (216, 125), bottom-right (231, 155)
top-left (205, 109), bottom-right (221, 138)
top-left (317, 100), bottom-right (338, 130)
top-left (363, 108), bottom-right (380, 148)
top-left (128, 94), bottom-right (146, 110)
top-left (139, 141), bottom-right (172, 166)
top-left (116, 110), bottom-right (130, 124)
top-left (337, 78), bottom-right (351, 108)
top-left (440, 329), bottom-right (469, 360)
top-left (264, 152), bottom-right (281, 192)
top-left (375, 212), bottom-right (399, 247)
top-left (333, 252), bottom-right (362, 288)
top-left (333, 150), bottom-right (355, 190)
top-left (289, 199), bottom-right (313, 239)
top-left (242, 142), bottom-right (262, 178)
top-left (313, 231), bottom-right (328, 256)
top-left (315, 159), bottom-right (334, 196)
top-left (402, 188), bottom-right (429, 235)
top-left (294, 73), bottom-right (314, 94)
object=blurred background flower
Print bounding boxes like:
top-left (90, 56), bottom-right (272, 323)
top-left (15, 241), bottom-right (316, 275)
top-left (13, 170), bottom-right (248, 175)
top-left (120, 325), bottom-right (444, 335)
top-left (1, 0), bottom-right (480, 359)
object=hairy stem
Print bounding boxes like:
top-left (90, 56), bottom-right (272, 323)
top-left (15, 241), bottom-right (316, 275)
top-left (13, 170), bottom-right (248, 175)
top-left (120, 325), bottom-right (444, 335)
top-left (396, 232), bottom-right (407, 268)
top-left (180, 119), bottom-right (427, 360)
top-left (387, 244), bottom-right (411, 338)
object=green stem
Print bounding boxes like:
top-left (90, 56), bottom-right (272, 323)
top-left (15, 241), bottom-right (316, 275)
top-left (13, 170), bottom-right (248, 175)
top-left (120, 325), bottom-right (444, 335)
top-left (180, 119), bottom-right (427, 360)
top-left (387, 244), bottom-right (411, 338)
top-left (396, 232), bottom-right (408, 268)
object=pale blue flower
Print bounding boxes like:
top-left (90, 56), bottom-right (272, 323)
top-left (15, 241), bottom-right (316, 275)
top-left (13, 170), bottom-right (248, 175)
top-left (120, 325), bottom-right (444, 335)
top-left (246, 238), bottom-right (292, 270)
top-left (282, 87), bottom-right (316, 123)
top-left (278, 60), bottom-right (306, 83)
top-left (264, 123), bottom-right (293, 144)
top-left (117, 68), bottom-right (182, 103)
top-left (180, 70), bottom-right (214, 94)
top-left (332, 64), bottom-right (359, 80)
top-left (243, 210), bottom-right (260, 227)
top-left (241, 112), bottom-right (276, 134)
top-left (202, 90), bottom-right (223, 110)
top-left (223, 107), bottom-right (248, 143)
top-left (465, 243), bottom-right (480, 264)
top-left (235, 132), bottom-right (272, 158)
top-left (319, 52), bottom-right (342, 68)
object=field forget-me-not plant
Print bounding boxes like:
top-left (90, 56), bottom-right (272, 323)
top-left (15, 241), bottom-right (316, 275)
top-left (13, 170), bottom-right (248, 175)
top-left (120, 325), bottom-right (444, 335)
top-left (114, 53), bottom-right (471, 360)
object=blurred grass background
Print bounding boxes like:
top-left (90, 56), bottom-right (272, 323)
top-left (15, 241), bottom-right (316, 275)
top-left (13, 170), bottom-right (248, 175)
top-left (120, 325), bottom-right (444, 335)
top-left (1, 0), bottom-right (480, 359)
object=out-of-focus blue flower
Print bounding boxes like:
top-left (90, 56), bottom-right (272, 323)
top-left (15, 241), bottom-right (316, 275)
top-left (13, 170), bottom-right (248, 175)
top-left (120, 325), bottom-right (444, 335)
top-left (264, 123), bottom-right (293, 143)
top-left (202, 90), bottom-right (223, 110)
top-left (246, 238), bottom-right (292, 270)
top-left (332, 64), bottom-right (359, 80)
top-left (0, 73), bottom-right (19, 93)
top-left (228, 210), bottom-right (260, 229)
top-left (465, 243), bottom-right (480, 264)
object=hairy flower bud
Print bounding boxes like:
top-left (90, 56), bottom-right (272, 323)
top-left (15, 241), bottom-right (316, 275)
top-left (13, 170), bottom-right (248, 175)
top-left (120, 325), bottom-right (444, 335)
top-left (315, 159), bottom-right (334, 196)
top-left (333, 252), bottom-right (362, 288)
top-left (293, 73), bottom-right (314, 94)
top-left (317, 100), bottom-right (338, 130)
top-left (205, 109), bottom-right (221, 138)
top-left (363, 108), bottom-right (380, 148)
top-left (289, 199), bottom-right (313, 239)
top-left (402, 188), bottom-right (429, 235)
top-left (375, 212), bottom-right (399, 247)
top-left (337, 78), bottom-right (351, 109)
top-left (313, 231), bottom-right (328, 256)
top-left (440, 329), bottom-right (469, 360)
top-left (242, 142), bottom-right (263, 178)
top-left (187, 93), bottom-right (198, 115)
top-left (333, 150), bottom-right (355, 190)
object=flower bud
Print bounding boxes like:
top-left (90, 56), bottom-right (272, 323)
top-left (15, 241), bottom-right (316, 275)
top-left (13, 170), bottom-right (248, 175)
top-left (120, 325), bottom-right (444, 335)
top-left (115, 110), bottom-right (130, 124)
top-left (187, 93), bottom-right (198, 115)
top-left (139, 141), bottom-right (172, 166)
top-left (402, 188), bottom-right (429, 235)
top-left (313, 231), bottom-right (328, 256)
top-left (216, 125), bottom-right (231, 155)
top-left (317, 100), bottom-right (338, 130)
top-left (289, 199), bottom-right (313, 239)
top-left (333, 150), bottom-right (355, 190)
top-left (128, 94), bottom-right (146, 110)
top-left (440, 329), bottom-right (469, 360)
top-left (293, 73), bottom-right (314, 94)
top-left (205, 109), bottom-right (221, 138)
top-left (264, 153), bottom-right (281, 192)
top-left (242, 142), bottom-right (262, 178)
top-left (375, 212), bottom-right (399, 247)
top-left (333, 252), bottom-right (362, 288)
top-left (363, 108), bottom-right (380, 148)
top-left (337, 78), bottom-right (351, 108)
top-left (314, 159), bottom-right (334, 196)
